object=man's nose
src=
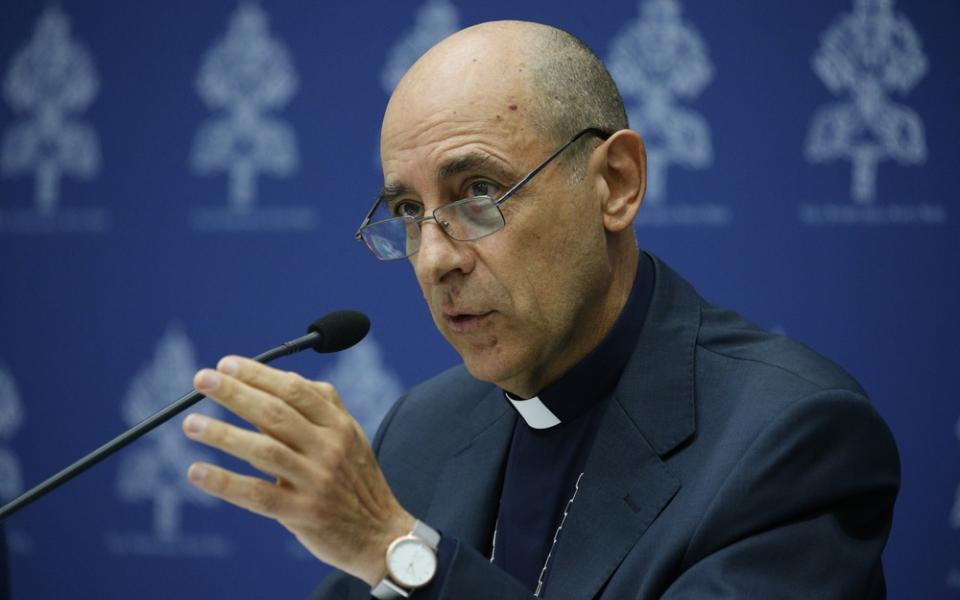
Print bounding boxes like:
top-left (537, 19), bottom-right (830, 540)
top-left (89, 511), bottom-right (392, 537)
top-left (413, 219), bottom-right (473, 285)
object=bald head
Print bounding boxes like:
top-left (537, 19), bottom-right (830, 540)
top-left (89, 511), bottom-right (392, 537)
top-left (385, 21), bottom-right (628, 173)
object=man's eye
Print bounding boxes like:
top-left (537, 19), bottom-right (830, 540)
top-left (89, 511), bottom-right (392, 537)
top-left (466, 180), bottom-right (498, 199)
top-left (392, 201), bottom-right (423, 218)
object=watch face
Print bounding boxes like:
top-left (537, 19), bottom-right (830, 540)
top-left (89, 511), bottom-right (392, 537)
top-left (387, 537), bottom-right (437, 588)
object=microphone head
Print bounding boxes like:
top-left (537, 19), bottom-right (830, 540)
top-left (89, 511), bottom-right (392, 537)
top-left (307, 310), bottom-right (371, 353)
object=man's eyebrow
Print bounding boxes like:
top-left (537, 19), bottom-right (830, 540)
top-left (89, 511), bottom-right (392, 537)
top-left (376, 153), bottom-right (515, 203)
top-left (376, 182), bottom-right (411, 203)
top-left (437, 154), bottom-right (494, 180)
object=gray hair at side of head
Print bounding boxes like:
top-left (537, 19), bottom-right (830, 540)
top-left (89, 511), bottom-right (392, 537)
top-left (527, 27), bottom-right (629, 180)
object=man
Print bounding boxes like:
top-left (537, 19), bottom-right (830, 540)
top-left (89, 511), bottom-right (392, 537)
top-left (181, 21), bottom-right (900, 599)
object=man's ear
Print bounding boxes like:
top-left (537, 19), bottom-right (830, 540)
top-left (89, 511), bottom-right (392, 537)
top-left (594, 130), bottom-right (646, 233)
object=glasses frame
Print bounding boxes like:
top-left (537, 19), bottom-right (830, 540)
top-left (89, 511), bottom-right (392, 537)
top-left (354, 127), bottom-right (612, 259)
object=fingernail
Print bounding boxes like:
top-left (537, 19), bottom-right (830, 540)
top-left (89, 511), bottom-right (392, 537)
top-left (184, 414), bottom-right (208, 434)
top-left (218, 357), bottom-right (239, 375)
top-left (196, 369), bottom-right (221, 391)
top-left (188, 464), bottom-right (208, 482)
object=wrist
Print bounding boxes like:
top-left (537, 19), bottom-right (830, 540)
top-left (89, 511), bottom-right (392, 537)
top-left (362, 511), bottom-right (417, 586)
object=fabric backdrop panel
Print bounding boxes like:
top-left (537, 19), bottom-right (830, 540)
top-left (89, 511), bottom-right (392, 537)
top-left (0, 1), bottom-right (956, 598)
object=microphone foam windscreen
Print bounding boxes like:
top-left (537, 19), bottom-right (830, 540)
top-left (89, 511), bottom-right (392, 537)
top-left (307, 310), bottom-right (371, 353)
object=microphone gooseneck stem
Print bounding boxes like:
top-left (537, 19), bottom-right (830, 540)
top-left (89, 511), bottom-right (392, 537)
top-left (267, 331), bottom-right (323, 361)
top-left (0, 331), bottom-right (323, 522)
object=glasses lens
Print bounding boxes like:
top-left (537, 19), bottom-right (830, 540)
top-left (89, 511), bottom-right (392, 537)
top-left (360, 217), bottom-right (421, 260)
top-left (438, 196), bottom-right (505, 241)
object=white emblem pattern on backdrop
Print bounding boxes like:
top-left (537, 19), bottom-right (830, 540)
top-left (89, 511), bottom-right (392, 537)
top-left (801, 0), bottom-right (943, 225)
top-left (105, 325), bottom-right (231, 557)
top-left (0, 363), bottom-right (31, 554)
top-left (0, 365), bottom-right (24, 506)
top-left (320, 336), bottom-right (403, 443)
top-left (381, 0), bottom-right (460, 94)
top-left (189, 3), bottom-right (310, 232)
top-left (0, 6), bottom-right (107, 233)
top-left (607, 0), bottom-right (726, 226)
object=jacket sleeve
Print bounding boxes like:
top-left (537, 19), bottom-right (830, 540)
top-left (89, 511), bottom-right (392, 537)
top-left (421, 538), bottom-right (534, 599)
top-left (661, 389), bottom-right (900, 599)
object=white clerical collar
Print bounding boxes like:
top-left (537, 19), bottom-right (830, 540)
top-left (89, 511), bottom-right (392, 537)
top-left (504, 392), bottom-right (562, 430)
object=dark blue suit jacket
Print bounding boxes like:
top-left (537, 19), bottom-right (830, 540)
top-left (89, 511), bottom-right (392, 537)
top-left (311, 255), bottom-right (900, 599)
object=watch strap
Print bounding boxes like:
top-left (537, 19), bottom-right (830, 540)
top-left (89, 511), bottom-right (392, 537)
top-left (411, 520), bottom-right (440, 549)
top-left (371, 578), bottom-right (410, 600)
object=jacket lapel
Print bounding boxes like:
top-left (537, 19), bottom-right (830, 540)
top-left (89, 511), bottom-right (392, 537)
top-left (424, 386), bottom-right (516, 551)
top-left (542, 400), bottom-right (680, 599)
top-left (543, 255), bottom-right (701, 599)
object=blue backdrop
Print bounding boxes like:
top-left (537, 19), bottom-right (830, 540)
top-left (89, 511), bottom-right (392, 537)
top-left (0, 1), bottom-right (957, 598)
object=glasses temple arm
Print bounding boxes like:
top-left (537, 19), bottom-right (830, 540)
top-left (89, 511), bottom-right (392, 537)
top-left (495, 127), bottom-right (610, 205)
top-left (354, 197), bottom-right (383, 239)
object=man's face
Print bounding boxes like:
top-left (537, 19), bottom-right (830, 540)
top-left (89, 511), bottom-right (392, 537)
top-left (379, 38), bottom-right (613, 396)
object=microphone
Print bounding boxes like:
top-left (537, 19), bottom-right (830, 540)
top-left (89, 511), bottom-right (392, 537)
top-left (0, 310), bottom-right (370, 522)
top-left (268, 310), bottom-right (371, 358)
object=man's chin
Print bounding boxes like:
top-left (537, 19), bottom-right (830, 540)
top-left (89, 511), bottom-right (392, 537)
top-left (460, 350), bottom-right (525, 388)
top-left (443, 327), bottom-right (533, 387)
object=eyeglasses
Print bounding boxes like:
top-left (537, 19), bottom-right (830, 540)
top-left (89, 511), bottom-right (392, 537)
top-left (355, 127), bottom-right (611, 260)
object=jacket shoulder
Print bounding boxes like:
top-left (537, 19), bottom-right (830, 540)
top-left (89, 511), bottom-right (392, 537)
top-left (388, 364), bottom-right (494, 429)
top-left (696, 301), bottom-right (866, 398)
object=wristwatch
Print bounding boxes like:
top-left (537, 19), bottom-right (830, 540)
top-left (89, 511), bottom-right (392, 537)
top-left (370, 520), bottom-right (440, 599)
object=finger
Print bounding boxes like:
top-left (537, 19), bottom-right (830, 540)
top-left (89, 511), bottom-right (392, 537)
top-left (214, 355), bottom-right (346, 426)
top-left (187, 461), bottom-right (296, 520)
top-left (182, 413), bottom-right (313, 488)
top-left (193, 368), bottom-right (318, 451)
